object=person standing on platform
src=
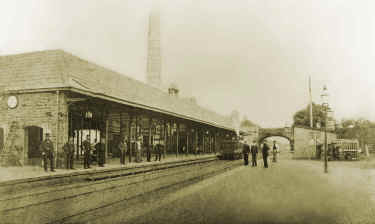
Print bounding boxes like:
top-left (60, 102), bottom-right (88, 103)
top-left (136, 137), bottom-right (142, 163)
top-left (40, 133), bottom-right (55, 172)
top-left (118, 136), bottom-right (128, 166)
top-left (82, 135), bottom-right (92, 169)
top-left (272, 140), bottom-right (279, 163)
top-left (250, 140), bottom-right (259, 167)
top-left (262, 140), bottom-right (270, 168)
top-left (63, 137), bottom-right (75, 169)
top-left (154, 140), bottom-right (162, 162)
top-left (96, 137), bottom-right (106, 167)
top-left (242, 141), bottom-right (250, 166)
top-left (181, 145), bottom-right (187, 156)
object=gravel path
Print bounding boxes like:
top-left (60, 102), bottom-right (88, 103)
top-left (127, 158), bottom-right (375, 224)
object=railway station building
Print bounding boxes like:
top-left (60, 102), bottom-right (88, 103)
top-left (0, 50), bottom-right (236, 167)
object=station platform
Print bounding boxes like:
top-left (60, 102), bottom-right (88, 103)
top-left (0, 153), bottom-right (217, 183)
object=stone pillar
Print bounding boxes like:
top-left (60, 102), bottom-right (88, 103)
top-left (169, 120), bottom-right (172, 155)
top-left (197, 127), bottom-right (200, 153)
top-left (163, 119), bottom-right (166, 158)
top-left (105, 118), bottom-right (109, 162)
top-left (202, 129), bottom-right (205, 154)
top-left (186, 125), bottom-right (189, 155)
top-left (128, 113), bottom-right (133, 163)
top-left (176, 122), bottom-right (179, 157)
top-left (148, 116), bottom-right (152, 161)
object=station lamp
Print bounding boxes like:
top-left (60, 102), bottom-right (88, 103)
top-left (321, 85), bottom-right (329, 173)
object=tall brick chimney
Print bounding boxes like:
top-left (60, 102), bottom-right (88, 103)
top-left (146, 10), bottom-right (162, 89)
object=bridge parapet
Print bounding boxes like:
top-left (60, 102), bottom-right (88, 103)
top-left (258, 127), bottom-right (293, 142)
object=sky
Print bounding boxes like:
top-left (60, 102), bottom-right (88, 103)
top-left (1, 0), bottom-right (374, 128)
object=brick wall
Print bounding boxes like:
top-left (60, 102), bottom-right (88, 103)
top-left (293, 127), bottom-right (337, 159)
top-left (0, 91), bottom-right (68, 166)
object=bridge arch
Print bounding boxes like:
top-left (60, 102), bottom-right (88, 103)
top-left (258, 135), bottom-right (292, 144)
top-left (258, 127), bottom-right (294, 151)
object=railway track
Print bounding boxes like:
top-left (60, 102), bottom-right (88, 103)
top-left (0, 156), bottom-right (217, 196)
top-left (0, 157), bottom-right (241, 224)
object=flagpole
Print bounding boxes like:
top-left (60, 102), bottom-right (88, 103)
top-left (309, 76), bottom-right (317, 160)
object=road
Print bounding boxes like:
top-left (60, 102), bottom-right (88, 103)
top-left (116, 155), bottom-right (375, 224)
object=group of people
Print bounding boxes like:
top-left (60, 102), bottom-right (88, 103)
top-left (39, 133), bottom-right (105, 172)
top-left (39, 133), bottom-right (165, 172)
top-left (118, 136), bottom-right (164, 165)
top-left (242, 139), bottom-right (280, 168)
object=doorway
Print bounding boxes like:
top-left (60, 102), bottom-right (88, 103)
top-left (25, 126), bottom-right (43, 165)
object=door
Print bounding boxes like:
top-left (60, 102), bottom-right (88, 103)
top-left (26, 126), bottom-right (43, 165)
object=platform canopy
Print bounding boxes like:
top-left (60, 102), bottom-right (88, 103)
top-left (0, 50), bottom-right (234, 131)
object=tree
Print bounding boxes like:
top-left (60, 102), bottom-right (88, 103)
top-left (336, 118), bottom-right (375, 146)
top-left (293, 102), bottom-right (326, 128)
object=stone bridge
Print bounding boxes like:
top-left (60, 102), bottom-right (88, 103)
top-left (258, 127), bottom-right (294, 151)
top-left (241, 126), bottom-right (337, 158)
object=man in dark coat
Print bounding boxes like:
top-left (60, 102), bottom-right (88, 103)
top-left (242, 141), bottom-right (250, 166)
top-left (82, 135), bottom-right (92, 169)
top-left (250, 140), bottom-right (259, 167)
top-left (63, 137), bottom-right (75, 169)
top-left (40, 133), bottom-right (55, 172)
top-left (118, 136), bottom-right (128, 166)
top-left (95, 137), bottom-right (106, 167)
top-left (262, 141), bottom-right (270, 168)
top-left (154, 140), bottom-right (163, 162)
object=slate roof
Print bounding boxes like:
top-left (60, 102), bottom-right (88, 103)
top-left (0, 50), bottom-right (234, 131)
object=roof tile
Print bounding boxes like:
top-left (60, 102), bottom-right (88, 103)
top-left (0, 50), bottom-right (234, 130)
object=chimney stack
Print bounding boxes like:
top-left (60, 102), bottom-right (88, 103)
top-left (146, 9), bottom-right (162, 89)
top-left (168, 83), bottom-right (179, 97)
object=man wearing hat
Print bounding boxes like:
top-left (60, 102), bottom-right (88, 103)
top-left (82, 135), bottom-right (92, 169)
top-left (40, 133), bottom-right (55, 172)
top-left (250, 140), bottom-right (259, 167)
top-left (262, 140), bottom-right (270, 168)
top-left (242, 140), bottom-right (250, 166)
top-left (95, 137), bottom-right (106, 167)
top-left (154, 139), bottom-right (163, 162)
top-left (272, 140), bottom-right (280, 163)
top-left (118, 136), bottom-right (128, 166)
top-left (63, 137), bottom-right (75, 169)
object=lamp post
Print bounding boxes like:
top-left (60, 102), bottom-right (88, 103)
top-left (321, 85), bottom-right (329, 173)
